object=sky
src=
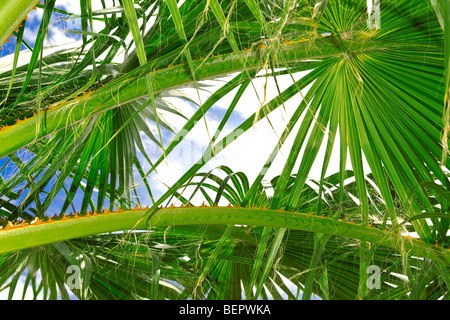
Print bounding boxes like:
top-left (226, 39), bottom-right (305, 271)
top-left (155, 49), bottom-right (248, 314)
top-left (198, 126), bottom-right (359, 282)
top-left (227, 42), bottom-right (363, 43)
top-left (0, 0), bottom-right (339, 300)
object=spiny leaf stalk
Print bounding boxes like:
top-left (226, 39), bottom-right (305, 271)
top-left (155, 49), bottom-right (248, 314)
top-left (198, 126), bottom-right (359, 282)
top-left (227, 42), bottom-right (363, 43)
top-left (0, 205), bottom-right (448, 266)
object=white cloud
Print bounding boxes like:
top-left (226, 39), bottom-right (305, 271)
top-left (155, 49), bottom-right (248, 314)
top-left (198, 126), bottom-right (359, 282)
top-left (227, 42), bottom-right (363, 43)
top-left (131, 66), bottom-right (352, 206)
top-left (22, 8), bottom-right (43, 45)
top-left (22, 0), bottom-right (108, 48)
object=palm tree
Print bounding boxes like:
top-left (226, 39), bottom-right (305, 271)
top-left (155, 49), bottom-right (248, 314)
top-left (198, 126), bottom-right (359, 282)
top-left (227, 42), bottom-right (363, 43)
top-left (0, 0), bottom-right (448, 300)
